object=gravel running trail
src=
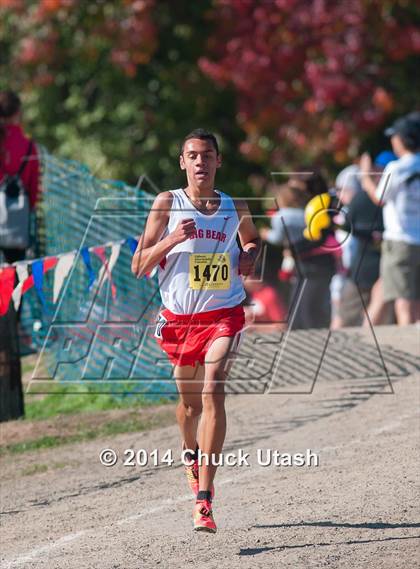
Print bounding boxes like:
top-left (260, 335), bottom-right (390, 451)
top-left (1, 325), bottom-right (419, 569)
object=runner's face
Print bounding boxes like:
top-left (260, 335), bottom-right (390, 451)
top-left (180, 139), bottom-right (221, 189)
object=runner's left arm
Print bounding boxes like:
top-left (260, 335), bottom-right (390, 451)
top-left (235, 199), bottom-right (261, 276)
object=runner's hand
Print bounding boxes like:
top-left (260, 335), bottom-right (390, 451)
top-left (171, 219), bottom-right (196, 244)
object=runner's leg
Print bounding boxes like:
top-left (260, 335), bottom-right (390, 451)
top-left (198, 334), bottom-right (237, 492)
top-left (395, 298), bottom-right (415, 325)
top-left (175, 362), bottom-right (205, 452)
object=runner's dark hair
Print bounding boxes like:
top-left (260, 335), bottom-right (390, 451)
top-left (181, 128), bottom-right (220, 155)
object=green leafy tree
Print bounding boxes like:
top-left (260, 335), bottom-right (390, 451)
top-left (1, 0), bottom-right (419, 191)
top-left (0, 0), bottom-right (258, 195)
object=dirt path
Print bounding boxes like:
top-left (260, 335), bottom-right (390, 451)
top-left (1, 326), bottom-right (419, 569)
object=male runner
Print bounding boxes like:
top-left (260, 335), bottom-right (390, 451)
top-left (131, 129), bottom-right (260, 533)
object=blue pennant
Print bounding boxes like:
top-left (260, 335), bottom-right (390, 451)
top-left (125, 237), bottom-right (138, 255)
top-left (32, 259), bottom-right (49, 313)
top-left (81, 247), bottom-right (96, 291)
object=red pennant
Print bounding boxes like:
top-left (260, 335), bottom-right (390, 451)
top-left (0, 266), bottom-right (16, 316)
top-left (21, 257), bottom-right (58, 295)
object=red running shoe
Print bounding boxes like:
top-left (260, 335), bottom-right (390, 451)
top-left (185, 457), bottom-right (200, 496)
top-left (184, 458), bottom-right (215, 498)
top-left (193, 499), bottom-right (217, 533)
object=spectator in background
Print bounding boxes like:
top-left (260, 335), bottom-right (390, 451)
top-left (263, 183), bottom-right (309, 245)
top-left (332, 152), bottom-right (396, 328)
top-left (261, 178), bottom-right (337, 329)
top-left (361, 112), bottom-right (420, 325)
top-left (0, 90), bottom-right (40, 265)
top-left (289, 168), bottom-right (329, 198)
top-left (243, 278), bottom-right (287, 332)
top-left (359, 151), bottom-right (396, 327)
top-left (330, 164), bottom-right (361, 329)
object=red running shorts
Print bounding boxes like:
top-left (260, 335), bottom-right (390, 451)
top-left (154, 304), bottom-right (245, 367)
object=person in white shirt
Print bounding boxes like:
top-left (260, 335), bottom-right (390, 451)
top-left (361, 112), bottom-right (420, 324)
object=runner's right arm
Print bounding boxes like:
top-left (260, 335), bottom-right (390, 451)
top-left (131, 192), bottom-right (196, 278)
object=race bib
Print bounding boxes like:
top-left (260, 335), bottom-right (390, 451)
top-left (189, 253), bottom-right (231, 290)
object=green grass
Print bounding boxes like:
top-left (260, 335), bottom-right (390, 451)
top-left (24, 384), bottom-right (174, 421)
top-left (22, 360), bottom-right (37, 375)
top-left (3, 358), bottom-right (178, 457)
top-left (21, 462), bottom-right (68, 476)
top-left (21, 463), bottom-right (50, 476)
top-left (1, 436), bottom-right (64, 454)
top-left (21, 353), bottom-right (176, 421)
top-left (0, 409), bottom-right (174, 456)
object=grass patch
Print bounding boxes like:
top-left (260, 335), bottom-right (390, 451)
top-left (22, 360), bottom-right (37, 376)
top-left (21, 463), bottom-right (50, 476)
top-left (20, 461), bottom-right (72, 477)
top-left (0, 409), bottom-right (175, 456)
top-left (3, 436), bottom-right (63, 454)
top-left (24, 384), bottom-right (174, 421)
top-left (21, 354), bottom-right (176, 420)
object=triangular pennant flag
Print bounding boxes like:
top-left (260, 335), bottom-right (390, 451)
top-left (0, 266), bottom-right (16, 316)
top-left (21, 257), bottom-right (57, 295)
top-left (93, 246), bottom-right (110, 294)
top-left (125, 236), bottom-right (138, 255)
top-left (108, 243), bottom-right (121, 271)
top-left (145, 266), bottom-right (158, 279)
top-left (12, 263), bottom-right (29, 312)
top-left (32, 259), bottom-right (48, 311)
top-left (53, 252), bottom-right (75, 303)
top-left (93, 245), bottom-right (118, 300)
top-left (81, 247), bottom-right (96, 291)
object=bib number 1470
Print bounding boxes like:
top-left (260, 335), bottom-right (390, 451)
top-left (189, 253), bottom-right (231, 290)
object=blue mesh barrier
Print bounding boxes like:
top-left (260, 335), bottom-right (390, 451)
top-left (14, 149), bottom-right (176, 398)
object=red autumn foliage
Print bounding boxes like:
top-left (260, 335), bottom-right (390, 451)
top-left (199, 0), bottom-right (420, 164)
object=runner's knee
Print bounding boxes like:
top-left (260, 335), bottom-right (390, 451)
top-left (205, 366), bottom-right (228, 384)
top-left (178, 400), bottom-right (202, 418)
top-left (202, 380), bottom-right (225, 409)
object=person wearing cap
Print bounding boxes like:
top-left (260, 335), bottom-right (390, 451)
top-left (360, 113), bottom-right (420, 324)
